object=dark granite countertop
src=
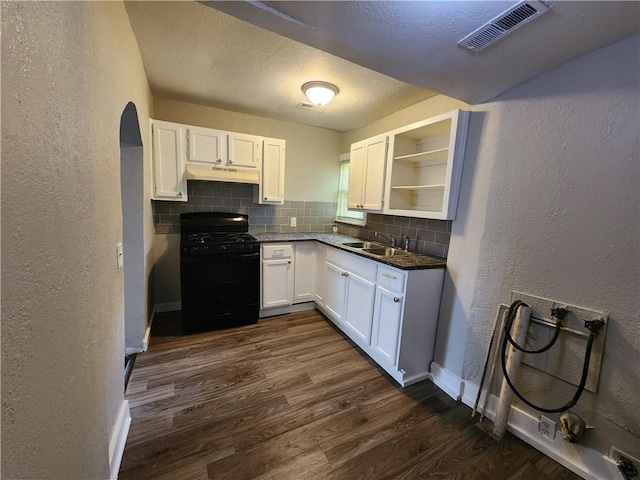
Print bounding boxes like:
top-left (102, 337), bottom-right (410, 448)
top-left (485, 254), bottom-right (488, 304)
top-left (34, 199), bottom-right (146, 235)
top-left (253, 232), bottom-right (446, 271)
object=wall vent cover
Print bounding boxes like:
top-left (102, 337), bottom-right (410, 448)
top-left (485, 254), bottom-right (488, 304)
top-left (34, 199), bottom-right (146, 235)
top-left (458, 1), bottom-right (550, 52)
top-left (297, 102), bottom-right (327, 113)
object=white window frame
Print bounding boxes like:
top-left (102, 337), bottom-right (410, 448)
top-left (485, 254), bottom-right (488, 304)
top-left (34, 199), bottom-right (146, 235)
top-left (335, 153), bottom-right (366, 226)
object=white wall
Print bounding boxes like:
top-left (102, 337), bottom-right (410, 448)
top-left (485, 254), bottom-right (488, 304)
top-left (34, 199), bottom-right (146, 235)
top-left (437, 34), bottom-right (640, 456)
top-left (153, 97), bottom-right (343, 202)
top-left (1, 2), bottom-right (153, 478)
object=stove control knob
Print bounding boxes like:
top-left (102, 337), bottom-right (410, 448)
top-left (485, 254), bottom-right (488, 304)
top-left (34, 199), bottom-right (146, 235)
top-left (219, 245), bottom-right (227, 252)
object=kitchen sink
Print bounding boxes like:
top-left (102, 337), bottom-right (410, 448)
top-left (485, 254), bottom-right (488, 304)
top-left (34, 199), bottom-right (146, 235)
top-left (341, 241), bottom-right (384, 249)
top-left (362, 247), bottom-right (411, 257)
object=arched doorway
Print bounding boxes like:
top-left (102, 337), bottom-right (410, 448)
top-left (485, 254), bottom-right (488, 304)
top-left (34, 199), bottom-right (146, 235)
top-left (119, 103), bottom-right (145, 361)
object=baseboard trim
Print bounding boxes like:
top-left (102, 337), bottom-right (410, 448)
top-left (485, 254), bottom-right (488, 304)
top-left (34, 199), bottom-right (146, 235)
top-left (259, 302), bottom-right (316, 318)
top-left (142, 308), bottom-right (154, 352)
top-left (428, 362), bottom-right (464, 401)
top-left (429, 362), bottom-right (616, 480)
top-left (109, 400), bottom-right (131, 480)
top-left (155, 302), bottom-right (181, 313)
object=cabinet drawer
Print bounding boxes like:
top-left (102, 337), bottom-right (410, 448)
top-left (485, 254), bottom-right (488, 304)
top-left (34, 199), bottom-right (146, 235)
top-left (327, 247), bottom-right (377, 281)
top-left (262, 244), bottom-right (293, 259)
top-left (377, 266), bottom-right (406, 293)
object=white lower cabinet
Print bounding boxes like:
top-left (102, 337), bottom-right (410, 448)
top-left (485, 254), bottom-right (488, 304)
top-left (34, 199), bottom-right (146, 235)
top-left (343, 271), bottom-right (376, 344)
top-left (261, 242), bottom-right (317, 313)
top-left (293, 242), bottom-right (316, 303)
top-left (323, 261), bottom-right (348, 323)
top-left (259, 240), bottom-right (445, 387)
top-left (314, 243), bottom-right (327, 307)
top-left (317, 246), bottom-right (445, 387)
top-left (261, 244), bottom-right (294, 309)
top-left (371, 286), bottom-right (403, 369)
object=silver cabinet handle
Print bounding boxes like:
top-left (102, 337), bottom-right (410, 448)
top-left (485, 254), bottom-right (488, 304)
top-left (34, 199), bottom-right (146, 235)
top-left (394, 297), bottom-right (400, 303)
top-left (228, 159), bottom-right (233, 164)
top-left (382, 273), bottom-right (397, 280)
top-left (287, 261), bottom-right (291, 264)
top-left (216, 159), bottom-right (222, 164)
top-left (341, 271), bottom-right (348, 277)
top-left (178, 192), bottom-right (183, 196)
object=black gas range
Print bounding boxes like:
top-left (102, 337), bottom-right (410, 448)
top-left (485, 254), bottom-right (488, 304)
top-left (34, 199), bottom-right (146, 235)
top-left (179, 212), bottom-right (260, 334)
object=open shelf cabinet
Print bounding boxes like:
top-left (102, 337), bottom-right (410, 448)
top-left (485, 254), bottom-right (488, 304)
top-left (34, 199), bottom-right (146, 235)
top-left (384, 109), bottom-right (470, 220)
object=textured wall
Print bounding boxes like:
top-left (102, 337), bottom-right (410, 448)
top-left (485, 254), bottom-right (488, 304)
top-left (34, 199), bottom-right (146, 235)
top-left (436, 35), bottom-right (640, 456)
top-left (153, 97), bottom-right (343, 202)
top-left (1, 2), bottom-right (153, 478)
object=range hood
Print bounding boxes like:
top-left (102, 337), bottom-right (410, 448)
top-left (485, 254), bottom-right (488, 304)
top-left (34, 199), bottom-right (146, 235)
top-left (185, 163), bottom-right (260, 184)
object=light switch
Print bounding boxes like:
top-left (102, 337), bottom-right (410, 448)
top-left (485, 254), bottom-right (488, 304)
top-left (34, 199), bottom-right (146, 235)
top-left (116, 243), bottom-right (124, 269)
top-left (290, 217), bottom-right (297, 227)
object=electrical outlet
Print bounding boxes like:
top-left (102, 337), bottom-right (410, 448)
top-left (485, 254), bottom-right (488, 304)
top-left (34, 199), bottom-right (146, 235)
top-left (290, 217), bottom-right (296, 227)
top-left (609, 447), bottom-right (640, 469)
top-left (116, 243), bottom-right (124, 270)
top-left (332, 225), bottom-right (338, 233)
top-left (539, 415), bottom-right (556, 441)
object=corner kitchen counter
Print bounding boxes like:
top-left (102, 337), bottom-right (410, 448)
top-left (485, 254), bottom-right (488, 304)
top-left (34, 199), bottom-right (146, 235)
top-left (253, 232), bottom-right (446, 271)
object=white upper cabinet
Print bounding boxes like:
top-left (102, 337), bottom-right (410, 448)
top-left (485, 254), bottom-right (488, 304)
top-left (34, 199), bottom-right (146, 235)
top-left (256, 137), bottom-right (285, 205)
top-left (151, 120), bottom-right (187, 201)
top-left (186, 126), bottom-right (226, 165)
top-left (228, 132), bottom-right (263, 169)
top-left (384, 109), bottom-right (470, 220)
top-left (151, 119), bottom-right (286, 200)
top-left (348, 134), bottom-right (388, 211)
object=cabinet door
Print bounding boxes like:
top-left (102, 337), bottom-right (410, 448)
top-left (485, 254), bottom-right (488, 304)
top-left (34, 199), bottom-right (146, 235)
top-left (371, 286), bottom-right (404, 367)
top-left (260, 138), bottom-right (285, 204)
top-left (344, 271), bottom-right (376, 344)
top-left (348, 141), bottom-right (365, 209)
top-left (228, 132), bottom-right (262, 168)
top-left (293, 243), bottom-right (316, 303)
top-left (314, 244), bottom-right (327, 307)
top-left (324, 261), bottom-right (347, 323)
top-left (186, 126), bottom-right (226, 165)
top-left (362, 135), bottom-right (387, 210)
top-left (152, 120), bottom-right (187, 201)
top-left (262, 258), bottom-right (293, 309)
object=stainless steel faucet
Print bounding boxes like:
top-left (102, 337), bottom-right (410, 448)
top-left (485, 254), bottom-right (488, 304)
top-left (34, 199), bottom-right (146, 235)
top-left (403, 235), bottom-right (411, 251)
top-left (374, 231), bottom-right (397, 247)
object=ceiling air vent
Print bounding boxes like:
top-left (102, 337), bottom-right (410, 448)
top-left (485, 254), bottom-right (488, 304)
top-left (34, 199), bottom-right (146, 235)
top-left (297, 102), bottom-right (327, 113)
top-left (458, 1), bottom-right (550, 52)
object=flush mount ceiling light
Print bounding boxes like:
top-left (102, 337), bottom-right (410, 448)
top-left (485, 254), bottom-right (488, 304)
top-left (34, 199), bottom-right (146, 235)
top-left (302, 81), bottom-right (339, 106)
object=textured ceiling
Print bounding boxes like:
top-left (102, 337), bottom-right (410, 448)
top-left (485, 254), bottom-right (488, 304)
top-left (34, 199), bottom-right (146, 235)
top-left (125, 1), bottom-right (437, 132)
top-left (126, 1), bottom-right (639, 132)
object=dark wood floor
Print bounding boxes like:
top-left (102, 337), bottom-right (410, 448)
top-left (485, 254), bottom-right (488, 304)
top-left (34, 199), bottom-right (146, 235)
top-left (119, 310), bottom-right (580, 480)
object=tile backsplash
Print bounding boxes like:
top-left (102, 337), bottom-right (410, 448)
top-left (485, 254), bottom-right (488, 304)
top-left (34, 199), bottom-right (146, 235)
top-left (153, 181), bottom-right (451, 258)
top-left (336, 214), bottom-right (451, 258)
top-left (153, 180), bottom-right (337, 235)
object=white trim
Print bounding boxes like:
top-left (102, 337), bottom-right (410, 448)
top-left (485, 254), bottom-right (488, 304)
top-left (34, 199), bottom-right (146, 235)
top-left (109, 400), bottom-right (131, 480)
top-left (155, 301), bottom-right (181, 313)
top-left (429, 362), bottom-right (622, 480)
top-left (428, 361), bottom-right (464, 400)
top-left (259, 302), bottom-right (316, 318)
top-left (142, 308), bottom-right (154, 352)
top-left (402, 371), bottom-right (431, 387)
